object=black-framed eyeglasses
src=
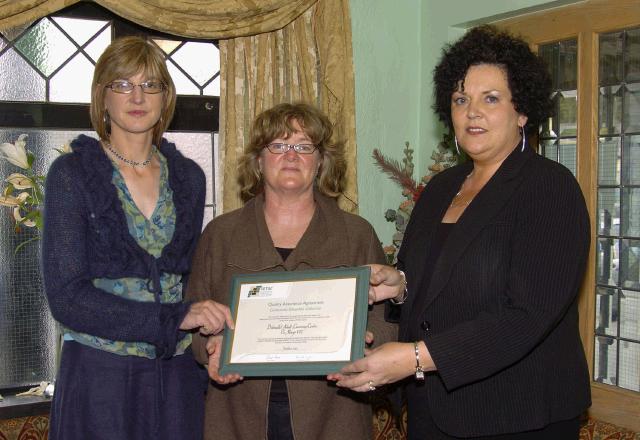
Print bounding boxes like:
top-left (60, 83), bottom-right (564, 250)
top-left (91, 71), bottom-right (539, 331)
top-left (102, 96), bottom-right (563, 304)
top-left (265, 143), bottom-right (317, 154)
top-left (105, 80), bottom-right (166, 94)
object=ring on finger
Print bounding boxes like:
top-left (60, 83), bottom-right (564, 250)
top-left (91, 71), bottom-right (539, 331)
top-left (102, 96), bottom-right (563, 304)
top-left (368, 380), bottom-right (376, 392)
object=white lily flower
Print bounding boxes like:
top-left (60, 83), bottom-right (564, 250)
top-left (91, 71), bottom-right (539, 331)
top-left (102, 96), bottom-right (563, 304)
top-left (0, 194), bottom-right (21, 207)
top-left (0, 191), bottom-right (28, 207)
top-left (58, 142), bottom-right (72, 154)
top-left (0, 134), bottom-right (30, 169)
top-left (5, 173), bottom-right (33, 190)
top-left (13, 206), bottom-right (36, 228)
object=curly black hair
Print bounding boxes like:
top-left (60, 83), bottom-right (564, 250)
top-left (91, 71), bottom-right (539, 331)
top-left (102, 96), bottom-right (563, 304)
top-left (433, 25), bottom-right (552, 136)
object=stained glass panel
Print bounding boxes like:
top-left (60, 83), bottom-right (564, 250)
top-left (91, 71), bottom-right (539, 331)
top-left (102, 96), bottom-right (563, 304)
top-left (622, 188), bottom-right (640, 238)
top-left (623, 135), bottom-right (640, 186)
top-left (559, 138), bottom-right (577, 175)
top-left (51, 17), bottom-right (108, 46)
top-left (558, 90), bottom-right (577, 136)
top-left (0, 129), bottom-right (93, 388)
top-left (15, 18), bottom-right (76, 76)
top-left (558, 39), bottom-right (578, 90)
top-left (600, 31), bottom-right (623, 86)
top-left (620, 239), bottom-right (640, 290)
top-left (153, 39), bottom-right (181, 55)
top-left (598, 137), bottom-right (620, 186)
top-left (85, 26), bottom-right (111, 63)
top-left (595, 286), bottom-right (619, 337)
top-left (599, 188), bottom-right (620, 236)
top-left (619, 340), bottom-right (640, 391)
top-left (598, 237), bottom-right (619, 286)
top-left (624, 83), bottom-right (640, 133)
top-left (204, 77), bottom-right (221, 96)
top-left (626, 28), bottom-right (640, 82)
top-left (50, 53), bottom-right (93, 103)
top-left (594, 336), bottom-right (617, 385)
top-left (0, 48), bottom-right (46, 101)
top-left (167, 61), bottom-right (199, 95)
top-left (599, 85), bottom-right (623, 136)
top-left (172, 42), bottom-right (220, 87)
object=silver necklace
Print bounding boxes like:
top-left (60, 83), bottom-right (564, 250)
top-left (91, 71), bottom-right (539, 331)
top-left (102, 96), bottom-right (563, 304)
top-left (450, 171), bottom-right (474, 207)
top-left (102, 140), bottom-right (155, 167)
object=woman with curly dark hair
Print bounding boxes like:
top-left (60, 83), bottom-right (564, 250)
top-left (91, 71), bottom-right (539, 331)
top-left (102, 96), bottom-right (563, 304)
top-left (330, 26), bottom-right (591, 439)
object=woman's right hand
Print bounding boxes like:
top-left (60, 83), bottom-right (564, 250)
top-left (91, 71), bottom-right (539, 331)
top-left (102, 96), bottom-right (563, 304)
top-left (179, 300), bottom-right (234, 335)
top-left (368, 264), bottom-right (406, 304)
top-left (205, 335), bottom-right (243, 384)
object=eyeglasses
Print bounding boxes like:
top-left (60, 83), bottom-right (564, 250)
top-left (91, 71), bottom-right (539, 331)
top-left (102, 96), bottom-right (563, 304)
top-left (265, 143), bottom-right (317, 154)
top-left (105, 80), bottom-right (166, 94)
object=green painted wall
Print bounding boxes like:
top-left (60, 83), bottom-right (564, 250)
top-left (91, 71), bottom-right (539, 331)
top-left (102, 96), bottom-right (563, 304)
top-left (350, 0), bottom-right (422, 246)
top-left (350, 0), bottom-right (581, 245)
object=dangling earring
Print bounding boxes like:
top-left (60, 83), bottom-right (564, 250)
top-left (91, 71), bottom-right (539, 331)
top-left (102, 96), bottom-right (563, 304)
top-left (520, 126), bottom-right (526, 152)
top-left (103, 111), bottom-right (111, 135)
top-left (454, 136), bottom-right (461, 155)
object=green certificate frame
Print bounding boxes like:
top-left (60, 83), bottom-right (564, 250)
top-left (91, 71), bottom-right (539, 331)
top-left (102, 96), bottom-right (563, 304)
top-left (219, 266), bottom-right (370, 376)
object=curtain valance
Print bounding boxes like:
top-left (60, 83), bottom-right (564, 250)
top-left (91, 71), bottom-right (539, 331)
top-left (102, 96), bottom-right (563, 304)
top-left (0, 0), bottom-right (317, 38)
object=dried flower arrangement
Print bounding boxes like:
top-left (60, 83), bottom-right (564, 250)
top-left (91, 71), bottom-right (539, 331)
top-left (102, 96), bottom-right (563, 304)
top-left (373, 134), bottom-right (458, 264)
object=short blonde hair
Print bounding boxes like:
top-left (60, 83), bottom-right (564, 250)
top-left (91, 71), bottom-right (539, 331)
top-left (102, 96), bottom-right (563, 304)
top-left (238, 102), bottom-right (346, 202)
top-left (90, 36), bottom-right (176, 147)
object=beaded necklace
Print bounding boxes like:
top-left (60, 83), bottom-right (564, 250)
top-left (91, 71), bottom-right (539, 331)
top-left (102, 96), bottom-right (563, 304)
top-left (102, 140), bottom-right (156, 167)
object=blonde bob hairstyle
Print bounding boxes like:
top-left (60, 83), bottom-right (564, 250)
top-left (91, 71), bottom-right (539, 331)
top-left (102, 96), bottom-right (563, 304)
top-left (238, 102), bottom-right (346, 202)
top-left (90, 36), bottom-right (176, 147)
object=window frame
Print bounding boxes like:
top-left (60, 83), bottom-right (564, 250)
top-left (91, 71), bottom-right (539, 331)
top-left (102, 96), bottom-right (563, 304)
top-left (0, 0), bottom-right (219, 400)
top-left (495, 0), bottom-right (640, 431)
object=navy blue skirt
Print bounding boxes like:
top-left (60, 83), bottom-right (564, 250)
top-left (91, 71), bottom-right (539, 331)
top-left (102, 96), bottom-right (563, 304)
top-left (49, 341), bottom-right (207, 440)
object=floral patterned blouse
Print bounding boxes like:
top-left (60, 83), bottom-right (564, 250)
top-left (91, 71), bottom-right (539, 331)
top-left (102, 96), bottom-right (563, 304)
top-left (64, 151), bottom-right (191, 358)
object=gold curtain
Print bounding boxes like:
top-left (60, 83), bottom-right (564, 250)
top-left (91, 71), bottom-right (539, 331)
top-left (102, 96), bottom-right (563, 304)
top-left (0, 0), bottom-right (358, 213)
top-left (220, 0), bottom-right (357, 212)
top-left (0, 0), bottom-right (318, 38)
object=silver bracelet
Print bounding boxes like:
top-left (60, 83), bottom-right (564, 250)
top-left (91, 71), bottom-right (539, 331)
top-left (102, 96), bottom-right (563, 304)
top-left (389, 270), bottom-right (408, 305)
top-left (414, 341), bottom-right (425, 380)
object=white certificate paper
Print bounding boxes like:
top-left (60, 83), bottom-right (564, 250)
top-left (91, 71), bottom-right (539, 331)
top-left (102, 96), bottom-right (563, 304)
top-left (230, 277), bottom-right (357, 364)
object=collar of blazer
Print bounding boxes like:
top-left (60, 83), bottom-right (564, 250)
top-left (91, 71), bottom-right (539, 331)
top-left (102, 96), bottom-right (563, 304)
top-left (225, 190), bottom-right (353, 272)
top-left (400, 144), bottom-right (536, 336)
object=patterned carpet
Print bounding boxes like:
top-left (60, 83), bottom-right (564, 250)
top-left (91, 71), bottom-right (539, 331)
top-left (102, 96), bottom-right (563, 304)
top-left (0, 415), bottom-right (49, 440)
top-left (1, 403), bottom-right (638, 439)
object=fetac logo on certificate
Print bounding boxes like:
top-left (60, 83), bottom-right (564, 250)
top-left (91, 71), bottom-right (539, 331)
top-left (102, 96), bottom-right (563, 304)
top-left (244, 284), bottom-right (281, 299)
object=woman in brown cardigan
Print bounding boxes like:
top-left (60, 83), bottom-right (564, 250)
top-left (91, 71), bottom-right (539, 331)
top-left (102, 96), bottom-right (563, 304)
top-left (186, 102), bottom-right (396, 440)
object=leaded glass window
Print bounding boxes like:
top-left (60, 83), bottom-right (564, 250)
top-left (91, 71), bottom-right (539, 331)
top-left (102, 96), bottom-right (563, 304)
top-left (594, 27), bottom-right (640, 393)
top-left (538, 39), bottom-right (578, 175)
top-left (0, 2), bottom-right (220, 390)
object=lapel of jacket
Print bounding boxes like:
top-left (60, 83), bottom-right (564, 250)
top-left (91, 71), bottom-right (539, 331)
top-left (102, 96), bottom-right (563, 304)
top-left (412, 146), bottom-right (535, 319)
top-left (226, 191), bottom-right (351, 272)
top-left (227, 194), bottom-right (282, 271)
top-left (400, 163), bottom-right (472, 313)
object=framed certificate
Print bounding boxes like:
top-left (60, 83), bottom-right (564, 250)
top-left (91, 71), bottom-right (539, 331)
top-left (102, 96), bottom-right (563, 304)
top-left (219, 266), bottom-right (370, 376)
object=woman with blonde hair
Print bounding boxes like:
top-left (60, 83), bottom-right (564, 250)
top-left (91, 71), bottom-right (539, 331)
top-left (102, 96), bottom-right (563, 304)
top-left (43, 36), bottom-right (231, 440)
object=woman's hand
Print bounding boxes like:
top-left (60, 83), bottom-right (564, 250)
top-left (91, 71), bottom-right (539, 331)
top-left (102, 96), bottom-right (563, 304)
top-left (179, 300), bottom-right (234, 336)
top-left (328, 342), bottom-right (431, 392)
top-left (368, 264), bottom-right (406, 304)
top-left (365, 330), bottom-right (374, 346)
top-left (205, 335), bottom-right (243, 384)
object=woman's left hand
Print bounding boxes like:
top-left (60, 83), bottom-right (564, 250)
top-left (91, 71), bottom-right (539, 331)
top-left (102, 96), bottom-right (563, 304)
top-left (327, 342), bottom-right (418, 392)
top-left (205, 335), bottom-right (243, 385)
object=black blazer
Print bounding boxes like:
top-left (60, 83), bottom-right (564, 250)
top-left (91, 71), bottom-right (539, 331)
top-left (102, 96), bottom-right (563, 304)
top-left (397, 146), bottom-right (591, 438)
